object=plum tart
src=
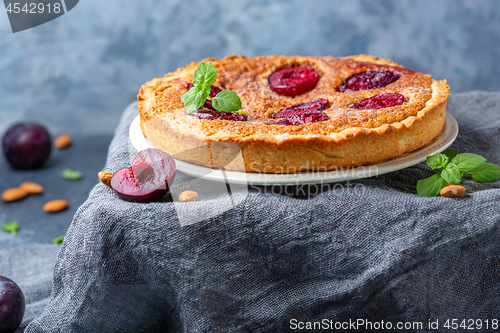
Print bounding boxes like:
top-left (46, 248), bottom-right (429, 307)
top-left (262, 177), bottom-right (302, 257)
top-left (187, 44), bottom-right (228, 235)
top-left (137, 54), bottom-right (449, 173)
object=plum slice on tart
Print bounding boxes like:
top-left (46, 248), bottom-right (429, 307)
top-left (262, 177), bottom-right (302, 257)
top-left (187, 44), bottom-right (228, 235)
top-left (268, 66), bottom-right (320, 97)
top-left (273, 111), bottom-right (329, 126)
top-left (270, 99), bottom-right (330, 118)
top-left (351, 93), bottom-right (405, 110)
top-left (189, 109), bottom-right (247, 121)
top-left (269, 99), bottom-right (330, 126)
top-left (339, 70), bottom-right (400, 92)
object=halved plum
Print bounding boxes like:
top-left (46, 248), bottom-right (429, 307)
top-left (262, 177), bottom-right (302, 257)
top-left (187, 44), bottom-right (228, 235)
top-left (273, 111), bottom-right (329, 126)
top-left (186, 83), bottom-right (222, 110)
top-left (270, 99), bottom-right (330, 118)
top-left (190, 109), bottom-right (247, 121)
top-left (110, 149), bottom-right (176, 203)
top-left (339, 70), bottom-right (400, 92)
top-left (268, 66), bottom-right (320, 97)
top-left (351, 93), bottom-right (405, 110)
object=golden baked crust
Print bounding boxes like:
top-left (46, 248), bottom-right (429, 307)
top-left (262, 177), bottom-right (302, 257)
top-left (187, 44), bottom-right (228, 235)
top-left (138, 55), bottom-right (449, 173)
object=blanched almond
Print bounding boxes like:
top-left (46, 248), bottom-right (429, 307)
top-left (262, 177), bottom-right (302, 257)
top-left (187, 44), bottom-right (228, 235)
top-left (1, 188), bottom-right (28, 202)
top-left (43, 199), bottom-right (69, 213)
top-left (54, 134), bottom-right (72, 148)
top-left (19, 181), bottom-right (44, 194)
top-left (178, 190), bottom-right (199, 202)
top-left (98, 172), bottom-right (114, 188)
top-left (440, 184), bottom-right (466, 197)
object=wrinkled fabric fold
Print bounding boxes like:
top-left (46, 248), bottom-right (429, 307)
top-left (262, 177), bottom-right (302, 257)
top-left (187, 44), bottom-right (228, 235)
top-left (8, 91), bottom-right (499, 332)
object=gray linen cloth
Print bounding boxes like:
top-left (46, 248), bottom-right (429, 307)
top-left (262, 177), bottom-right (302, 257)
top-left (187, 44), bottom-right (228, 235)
top-left (4, 91), bottom-right (500, 332)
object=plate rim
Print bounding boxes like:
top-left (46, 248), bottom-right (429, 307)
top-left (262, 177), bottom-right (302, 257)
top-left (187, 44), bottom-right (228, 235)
top-left (129, 112), bottom-right (459, 185)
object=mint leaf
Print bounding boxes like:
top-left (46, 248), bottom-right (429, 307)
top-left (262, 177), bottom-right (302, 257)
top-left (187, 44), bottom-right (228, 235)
top-left (193, 62), bottom-right (217, 87)
top-left (417, 173), bottom-right (448, 197)
top-left (182, 62), bottom-right (243, 115)
top-left (212, 90), bottom-right (242, 113)
top-left (441, 163), bottom-right (461, 184)
top-left (443, 149), bottom-right (459, 161)
top-left (470, 162), bottom-right (500, 183)
top-left (426, 153), bottom-right (448, 170)
top-left (418, 150), bottom-right (499, 196)
top-left (451, 153), bottom-right (486, 172)
top-left (53, 235), bottom-right (65, 244)
top-left (2, 221), bottom-right (19, 234)
top-left (181, 85), bottom-right (208, 114)
top-left (61, 168), bottom-right (83, 180)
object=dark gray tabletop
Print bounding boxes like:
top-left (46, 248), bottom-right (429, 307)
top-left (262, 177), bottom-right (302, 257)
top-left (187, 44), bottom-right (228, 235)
top-left (0, 134), bottom-right (112, 250)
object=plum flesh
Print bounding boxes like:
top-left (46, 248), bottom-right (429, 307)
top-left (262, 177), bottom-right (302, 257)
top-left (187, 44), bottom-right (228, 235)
top-left (190, 109), bottom-right (247, 121)
top-left (111, 149), bottom-right (176, 203)
top-left (351, 93), bottom-right (405, 110)
top-left (273, 111), bottom-right (329, 126)
top-left (269, 99), bottom-right (330, 126)
top-left (270, 99), bottom-right (330, 118)
top-left (339, 70), bottom-right (400, 92)
top-left (0, 276), bottom-right (25, 333)
top-left (268, 66), bottom-right (320, 97)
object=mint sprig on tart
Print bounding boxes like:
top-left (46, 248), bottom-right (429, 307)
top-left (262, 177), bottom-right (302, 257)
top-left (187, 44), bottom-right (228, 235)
top-left (181, 62), bottom-right (242, 114)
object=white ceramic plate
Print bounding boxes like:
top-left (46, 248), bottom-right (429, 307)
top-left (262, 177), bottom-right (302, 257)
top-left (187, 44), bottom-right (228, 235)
top-left (129, 112), bottom-right (458, 185)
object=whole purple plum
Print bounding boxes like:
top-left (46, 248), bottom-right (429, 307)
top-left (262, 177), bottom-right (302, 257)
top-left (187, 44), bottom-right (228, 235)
top-left (0, 276), bottom-right (25, 333)
top-left (2, 123), bottom-right (52, 169)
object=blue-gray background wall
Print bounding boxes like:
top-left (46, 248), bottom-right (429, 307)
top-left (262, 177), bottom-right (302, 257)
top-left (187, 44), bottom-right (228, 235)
top-left (1, 0), bottom-right (499, 136)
